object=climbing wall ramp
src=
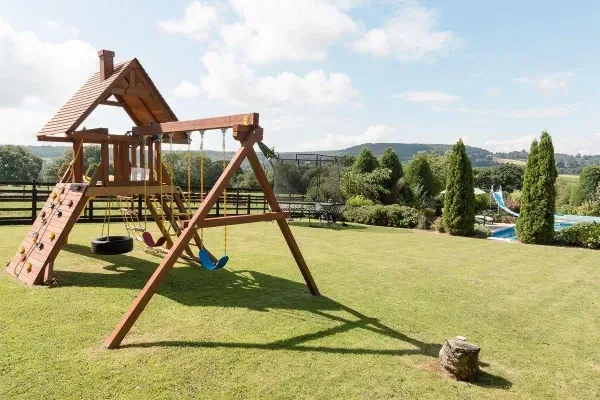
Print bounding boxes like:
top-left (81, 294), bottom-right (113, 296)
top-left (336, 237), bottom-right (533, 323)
top-left (5, 183), bottom-right (88, 286)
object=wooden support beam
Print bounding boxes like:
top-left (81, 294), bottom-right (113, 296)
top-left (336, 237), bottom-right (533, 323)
top-left (101, 100), bottom-right (125, 107)
top-left (72, 139), bottom-right (84, 183)
top-left (37, 135), bottom-right (73, 143)
top-left (147, 138), bottom-right (154, 183)
top-left (105, 138), bottom-right (255, 349)
top-left (130, 143), bottom-right (137, 168)
top-left (100, 141), bottom-right (109, 185)
top-left (131, 113), bottom-right (259, 136)
top-left (72, 128), bottom-right (109, 137)
top-left (113, 143), bottom-right (121, 183)
top-left (111, 87), bottom-right (152, 97)
top-left (178, 212), bottom-right (288, 230)
top-left (246, 149), bottom-right (320, 296)
top-left (86, 185), bottom-right (172, 197)
top-left (233, 125), bottom-right (263, 142)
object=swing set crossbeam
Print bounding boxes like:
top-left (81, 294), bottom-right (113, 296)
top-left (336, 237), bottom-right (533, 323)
top-left (177, 211), bottom-right (289, 230)
top-left (131, 113), bottom-right (259, 136)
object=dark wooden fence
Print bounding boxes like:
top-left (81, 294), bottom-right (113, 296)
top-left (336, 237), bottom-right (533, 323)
top-left (0, 180), bottom-right (268, 225)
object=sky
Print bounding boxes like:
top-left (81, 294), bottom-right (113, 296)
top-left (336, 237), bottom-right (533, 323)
top-left (0, 0), bottom-right (598, 154)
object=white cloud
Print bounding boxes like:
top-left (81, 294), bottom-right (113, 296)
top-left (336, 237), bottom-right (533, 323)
top-left (484, 136), bottom-right (536, 152)
top-left (199, 52), bottom-right (357, 107)
top-left (487, 87), bottom-right (503, 96)
top-left (157, 1), bottom-right (218, 41)
top-left (43, 20), bottom-right (60, 30)
top-left (352, 4), bottom-right (461, 61)
top-left (433, 104), bottom-right (580, 118)
top-left (352, 102), bottom-right (365, 110)
top-left (393, 90), bottom-right (460, 105)
top-left (300, 124), bottom-right (393, 150)
top-left (513, 71), bottom-right (576, 97)
top-left (221, 0), bottom-right (359, 64)
top-left (0, 18), bottom-right (97, 109)
top-left (171, 81), bottom-right (201, 99)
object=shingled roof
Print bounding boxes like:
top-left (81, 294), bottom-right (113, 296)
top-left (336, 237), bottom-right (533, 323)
top-left (37, 50), bottom-right (177, 139)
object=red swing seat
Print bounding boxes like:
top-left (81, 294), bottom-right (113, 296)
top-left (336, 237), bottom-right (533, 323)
top-left (141, 231), bottom-right (167, 248)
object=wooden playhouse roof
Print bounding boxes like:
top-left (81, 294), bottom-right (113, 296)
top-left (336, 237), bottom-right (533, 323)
top-left (37, 57), bottom-right (177, 139)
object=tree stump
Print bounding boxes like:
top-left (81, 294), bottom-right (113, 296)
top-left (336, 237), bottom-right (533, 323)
top-left (439, 338), bottom-right (480, 381)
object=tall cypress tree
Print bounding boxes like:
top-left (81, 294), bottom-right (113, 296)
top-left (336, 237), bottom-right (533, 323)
top-left (535, 131), bottom-right (558, 244)
top-left (443, 139), bottom-right (475, 236)
top-left (516, 139), bottom-right (540, 243)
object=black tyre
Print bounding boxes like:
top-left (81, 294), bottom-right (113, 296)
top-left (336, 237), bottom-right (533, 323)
top-left (91, 236), bottom-right (134, 255)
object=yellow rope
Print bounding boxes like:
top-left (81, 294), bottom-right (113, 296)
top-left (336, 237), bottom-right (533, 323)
top-left (222, 128), bottom-right (227, 254)
top-left (199, 131), bottom-right (205, 246)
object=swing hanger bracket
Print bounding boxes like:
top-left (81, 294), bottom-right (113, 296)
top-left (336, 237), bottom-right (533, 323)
top-left (232, 125), bottom-right (263, 142)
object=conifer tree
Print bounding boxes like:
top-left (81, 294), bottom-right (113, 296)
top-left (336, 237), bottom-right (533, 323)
top-left (352, 148), bottom-right (379, 174)
top-left (516, 140), bottom-right (540, 243)
top-left (443, 139), bottom-right (475, 236)
top-left (534, 131), bottom-right (558, 244)
top-left (379, 147), bottom-right (403, 190)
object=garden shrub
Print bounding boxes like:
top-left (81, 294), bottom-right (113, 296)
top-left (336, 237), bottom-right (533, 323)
top-left (473, 225), bottom-right (492, 239)
top-left (344, 204), bottom-right (422, 228)
top-left (431, 217), bottom-right (446, 233)
top-left (346, 195), bottom-right (375, 208)
top-left (554, 223), bottom-right (600, 249)
top-left (474, 193), bottom-right (491, 213)
top-left (443, 139), bottom-right (476, 236)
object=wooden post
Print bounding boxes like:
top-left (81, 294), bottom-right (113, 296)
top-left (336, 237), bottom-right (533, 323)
top-left (105, 139), bottom-right (255, 349)
top-left (247, 194), bottom-right (251, 215)
top-left (31, 179), bottom-right (37, 223)
top-left (246, 149), bottom-right (320, 296)
top-left (113, 143), bottom-right (121, 183)
top-left (43, 261), bottom-right (54, 285)
top-left (148, 139), bottom-right (154, 182)
top-left (88, 199), bottom-right (94, 222)
top-left (236, 188), bottom-right (240, 215)
top-left (130, 143), bottom-right (137, 167)
top-left (73, 139), bottom-right (84, 183)
top-left (101, 142), bottom-right (110, 185)
top-left (121, 142), bottom-right (130, 182)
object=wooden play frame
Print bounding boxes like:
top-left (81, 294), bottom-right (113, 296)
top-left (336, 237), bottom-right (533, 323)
top-left (5, 49), bottom-right (320, 349)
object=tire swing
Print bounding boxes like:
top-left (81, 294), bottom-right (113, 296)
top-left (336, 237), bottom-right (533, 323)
top-left (91, 196), bottom-right (133, 255)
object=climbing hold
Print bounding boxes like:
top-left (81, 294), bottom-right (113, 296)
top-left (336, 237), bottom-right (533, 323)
top-left (68, 200), bottom-right (73, 207)
top-left (50, 202), bottom-right (56, 209)
top-left (42, 219), bottom-right (47, 225)
top-left (26, 262), bottom-right (32, 273)
top-left (18, 245), bottom-right (25, 254)
top-left (75, 185), bottom-right (82, 191)
top-left (21, 254), bottom-right (26, 261)
top-left (37, 242), bottom-right (44, 250)
top-left (55, 210), bottom-right (62, 217)
top-left (31, 232), bottom-right (39, 239)
top-left (49, 232), bottom-right (56, 241)
top-left (40, 211), bottom-right (46, 218)
top-left (51, 192), bottom-right (57, 199)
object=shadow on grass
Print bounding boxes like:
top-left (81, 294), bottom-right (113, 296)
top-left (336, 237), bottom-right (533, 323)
top-left (285, 220), bottom-right (367, 230)
top-left (58, 243), bottom-right (510, 390)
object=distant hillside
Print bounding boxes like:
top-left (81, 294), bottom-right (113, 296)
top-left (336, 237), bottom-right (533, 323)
top-left (274, 143), bottom-right (496, 167)
top-left (26, 145), bottom-right (70, 160)
top-left (494, 150), bottom-right (600, 174)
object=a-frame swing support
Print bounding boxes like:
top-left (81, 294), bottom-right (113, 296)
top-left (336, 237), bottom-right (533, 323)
top-left (105, 121), bottom-right (320, 349)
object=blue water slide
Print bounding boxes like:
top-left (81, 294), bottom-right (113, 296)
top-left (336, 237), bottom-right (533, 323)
top-left (491, 186), bottom-right (519, 217)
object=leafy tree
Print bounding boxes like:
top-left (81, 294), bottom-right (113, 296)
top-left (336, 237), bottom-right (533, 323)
top-left (572, 165), bottom-right (600, 205)
top-left (404, 153), bottom-right (442, 197)
top-left (422, 150), bottom-right (449, 187)
top-left (516, 132), bottom-right (558, 244)
top-left (352, 148), bottom-right (379, 174)
top-left (341, 167), bottom-right (391, 202)
top-left (443, 140), bottom-right (475, 236)
top-left (473, 164), bottom-right (524, 193)
top-left (379, 147), bottom-right (403, 188)
top-left (0, 145), bottom-right (43, 181)
top-left (233, 168), bottom-right (260, 189)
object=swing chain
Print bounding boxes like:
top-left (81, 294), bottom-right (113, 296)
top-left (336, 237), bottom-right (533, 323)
top-left (221, 128), bottom-right (227, 254)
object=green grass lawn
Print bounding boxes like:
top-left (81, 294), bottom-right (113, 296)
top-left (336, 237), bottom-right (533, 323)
top-left (1, 222), bottom-right (600, 399)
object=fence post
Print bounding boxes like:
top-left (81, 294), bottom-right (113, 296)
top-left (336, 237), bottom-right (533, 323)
top-left (216, 198), bottom-right (220, 217)
top-left (246, 194), bottom-right (251, 215)
top-left (31, 179), bottom-right (37, 223)
top-left (88, 199), bottom-right (94, 222)
top-left (236, 188), bottom-right (240, 215)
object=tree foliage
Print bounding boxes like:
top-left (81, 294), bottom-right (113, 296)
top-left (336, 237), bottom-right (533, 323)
top-left (0, 145), bottom-right (43, 181)
top-left (473, 163), bottom-right (525, 193)
top-left (443, 140), bottom-right (475, 236)
top-left (572, 165), bottom-right (600, 206)
top-left (379, 147), bottom-right (403, 188)
top-left (516, 132), bottom-right (557, 244)
top-left (341, 168), bottom-right (391, 203)
top-left (404, 153), bottom-right (442, 197)
top-left (352, 148), bottom-right (379, 174)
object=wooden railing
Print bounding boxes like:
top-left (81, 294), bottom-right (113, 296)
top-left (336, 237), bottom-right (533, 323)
top-left (0, 180), bottom-right (270, 225)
